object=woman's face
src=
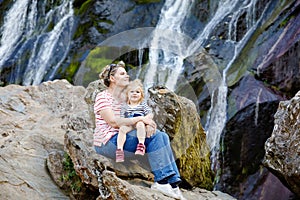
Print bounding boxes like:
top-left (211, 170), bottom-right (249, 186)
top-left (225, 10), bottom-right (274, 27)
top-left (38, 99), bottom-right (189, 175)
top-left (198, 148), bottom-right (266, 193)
top-left (111, 67), bottom-right (129, 88)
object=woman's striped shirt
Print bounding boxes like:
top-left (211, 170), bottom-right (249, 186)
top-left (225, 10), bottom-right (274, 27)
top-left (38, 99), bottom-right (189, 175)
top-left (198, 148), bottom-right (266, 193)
top-left (93, 90), bottom-right (121, 146)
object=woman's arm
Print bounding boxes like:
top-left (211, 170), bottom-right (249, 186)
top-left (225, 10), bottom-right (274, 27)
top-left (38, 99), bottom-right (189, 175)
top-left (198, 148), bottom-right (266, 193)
top-left (100, 108), bottom-right (143, 128)
top-left (146, 113), bottom-right (154, 119)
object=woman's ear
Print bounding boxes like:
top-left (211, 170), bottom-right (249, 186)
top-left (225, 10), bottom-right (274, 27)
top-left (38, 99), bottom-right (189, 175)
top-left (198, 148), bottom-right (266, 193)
top-left (109, 75), bottom-right (116, 83)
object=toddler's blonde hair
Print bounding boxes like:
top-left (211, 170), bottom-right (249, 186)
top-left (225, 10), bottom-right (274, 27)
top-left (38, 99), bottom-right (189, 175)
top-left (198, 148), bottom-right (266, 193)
top-left (125, 79), bottom-right (144, 104)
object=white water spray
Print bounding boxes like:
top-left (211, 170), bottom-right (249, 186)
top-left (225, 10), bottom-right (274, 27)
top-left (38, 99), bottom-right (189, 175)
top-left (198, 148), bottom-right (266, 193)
top-left (255, 88), bottom-right (263, 126)
top-left (0, 0), bottom-right (74, 85)
top-left (145, 0), bottom-right (267, 164)
top-left (23, 0), bottom-right (74, 85)
top-left (0, 0), bottom-right (30, 68)
top-left (144, 0), bottom-right (194, 91)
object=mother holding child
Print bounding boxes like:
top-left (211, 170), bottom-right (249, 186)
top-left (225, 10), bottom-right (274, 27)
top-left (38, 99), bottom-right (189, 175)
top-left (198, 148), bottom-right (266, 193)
top-left (93, 61), bottom-right (185, 199)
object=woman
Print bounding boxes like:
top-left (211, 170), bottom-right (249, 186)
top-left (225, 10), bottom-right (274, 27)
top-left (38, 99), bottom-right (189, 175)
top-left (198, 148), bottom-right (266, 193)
top-left (93, 61), bottom-right (185, 199)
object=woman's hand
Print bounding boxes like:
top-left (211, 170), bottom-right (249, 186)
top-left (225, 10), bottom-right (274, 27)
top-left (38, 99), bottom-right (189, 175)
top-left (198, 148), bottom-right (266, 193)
top-left (145, 118), bottom-right (157, 138)
top-left (133, 115), bottom-right (157, 137)
top-left (140, 115), bottom-right (155, 127)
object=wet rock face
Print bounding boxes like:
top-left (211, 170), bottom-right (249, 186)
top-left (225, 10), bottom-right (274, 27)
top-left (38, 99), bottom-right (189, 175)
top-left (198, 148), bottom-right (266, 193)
top-left (227, 75), bottom-right (285, 120)
top-left (72, 0), bottom-right (164, 47)
top-left (257, 41), bottom-right (300, 96)
top-left (263, 91), bottom-right (300, 197)
top-left (215, 100), bottom-right (281, 199)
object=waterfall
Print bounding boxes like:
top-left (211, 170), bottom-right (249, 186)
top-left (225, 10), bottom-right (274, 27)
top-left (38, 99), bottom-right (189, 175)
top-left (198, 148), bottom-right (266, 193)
top-left (0, 0), bottom-right (30, 68)
top-left (205, 0), bottom-right (268, 172)
top-left (144, 0), bottom-right (194, 91)
top-left (0, 0), bottom-right (74, 85)
top-left (187, 0), bottom-right (240, 55)
top-left (145, 0), bottom-right (268, 167)
top-left (23, 1), bottom-right (74, 85)
top-left (136, 41), bottom-right (146, 79)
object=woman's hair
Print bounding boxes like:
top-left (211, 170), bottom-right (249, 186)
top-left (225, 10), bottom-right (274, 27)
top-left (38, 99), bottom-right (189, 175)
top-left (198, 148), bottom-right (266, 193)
top-left (99, 61), bottom-right (125, 87)
top-left (125, 79), bottom-right (144, 104)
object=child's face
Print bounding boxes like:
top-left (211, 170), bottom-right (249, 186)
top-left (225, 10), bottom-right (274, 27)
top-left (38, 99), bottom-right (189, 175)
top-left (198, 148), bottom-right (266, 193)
top-left (127, 87), bottom-right (142, 104)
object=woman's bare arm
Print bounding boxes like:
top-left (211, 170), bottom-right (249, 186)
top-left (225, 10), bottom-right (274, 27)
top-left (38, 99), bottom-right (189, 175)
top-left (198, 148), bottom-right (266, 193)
top-left (99, 108), bottom-right (157, 129)
top-left (146, 113), bottom-right (154, 119)
top-left (99, 108), bottom-right (143, 128)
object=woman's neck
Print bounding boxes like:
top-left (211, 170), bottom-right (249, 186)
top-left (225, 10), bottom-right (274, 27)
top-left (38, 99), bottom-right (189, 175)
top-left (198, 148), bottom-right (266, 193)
top-left (107, 86), bottom-right (125, 102)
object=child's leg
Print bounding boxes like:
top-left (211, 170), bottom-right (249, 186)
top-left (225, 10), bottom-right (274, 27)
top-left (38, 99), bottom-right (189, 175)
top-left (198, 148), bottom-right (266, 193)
top-left (117, 125), bottom-right (134, 150)
top-left (136, 121), bottom-right (146, 144)
top-left (135, 121), bottom-right (147, 155)
top-left (116, 125), bottom-right (134, 162)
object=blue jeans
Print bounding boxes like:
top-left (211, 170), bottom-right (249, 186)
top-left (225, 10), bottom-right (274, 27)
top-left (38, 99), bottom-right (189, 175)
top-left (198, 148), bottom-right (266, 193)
top-left (94, 129), bottom-right (181, 184)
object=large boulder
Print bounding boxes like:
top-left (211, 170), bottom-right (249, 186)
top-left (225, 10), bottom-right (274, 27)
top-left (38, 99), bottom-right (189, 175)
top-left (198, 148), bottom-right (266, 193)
top-left (148, 85), bottom-right (213, 189)
top-left (263, 91), bottom-right (300, 197)
top-left (0, 79), bottom-right (235, 199)
top-left (0, 80), bottom-right (86, 199)
top-left (60, 80), bottom-right (232, 199)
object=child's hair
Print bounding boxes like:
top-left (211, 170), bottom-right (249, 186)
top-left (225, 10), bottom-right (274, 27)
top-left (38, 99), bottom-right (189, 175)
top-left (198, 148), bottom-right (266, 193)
top-left (99, 61), bottom-right (125, 87)
top-left (125, 79), bottom-right (144, 104)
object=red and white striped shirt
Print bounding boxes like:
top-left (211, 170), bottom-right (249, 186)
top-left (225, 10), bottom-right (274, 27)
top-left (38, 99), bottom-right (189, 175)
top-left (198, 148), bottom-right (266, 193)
top-left (93, 90), bottom-right (121, 146)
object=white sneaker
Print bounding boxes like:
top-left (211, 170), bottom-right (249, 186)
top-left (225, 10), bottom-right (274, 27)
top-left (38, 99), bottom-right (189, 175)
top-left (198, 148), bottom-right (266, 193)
top-left (151, 182), bottom-right (179, 199)
top-left (172, 187), bottom-right (186, 200)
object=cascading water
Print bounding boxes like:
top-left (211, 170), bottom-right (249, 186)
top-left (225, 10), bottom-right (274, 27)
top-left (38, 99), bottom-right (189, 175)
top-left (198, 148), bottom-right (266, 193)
top-left (145, 0), bottom-right (268, 171)
top-left (0, 0), bottom-right (74, 85)
top-left (144, 0), bottom-right (194, 91)
top-left (0, 0), bottom-right (30, 68)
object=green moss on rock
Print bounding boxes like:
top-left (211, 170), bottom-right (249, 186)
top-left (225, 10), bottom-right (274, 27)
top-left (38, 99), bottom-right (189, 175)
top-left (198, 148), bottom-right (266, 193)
top-left (74, 0), bottom-right (93, 15)
top-left (149, 88), bottom-right (214, 190)
top-left (133, 0), bottom-right (161, 4)
top-left (65, 61), bottom-right (81, 83)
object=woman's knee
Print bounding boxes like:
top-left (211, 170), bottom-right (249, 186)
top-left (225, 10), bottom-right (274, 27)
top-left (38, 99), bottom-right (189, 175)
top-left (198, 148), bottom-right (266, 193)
top-left (155, 130), bottom-right (169, 139)
top-left (150, 130), bottom-right (170, 144)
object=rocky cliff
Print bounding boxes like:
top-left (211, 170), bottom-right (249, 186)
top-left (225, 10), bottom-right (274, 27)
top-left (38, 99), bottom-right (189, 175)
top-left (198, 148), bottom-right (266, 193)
top-left (0, 80), bottom-right (235, 200)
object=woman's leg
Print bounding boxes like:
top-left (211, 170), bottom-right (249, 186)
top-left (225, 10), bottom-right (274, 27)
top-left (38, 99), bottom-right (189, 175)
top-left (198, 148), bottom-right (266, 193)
top-left (144, 130), bottom-right (181, 184)
top-left (94, 129), bottom-right (181, 182)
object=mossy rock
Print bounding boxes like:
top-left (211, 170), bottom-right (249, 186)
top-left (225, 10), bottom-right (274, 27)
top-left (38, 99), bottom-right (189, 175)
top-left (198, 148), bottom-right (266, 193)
top-left (148, 86), bottom-right (214, 189)
top-left (133, 0), bottom-right (161, 4)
